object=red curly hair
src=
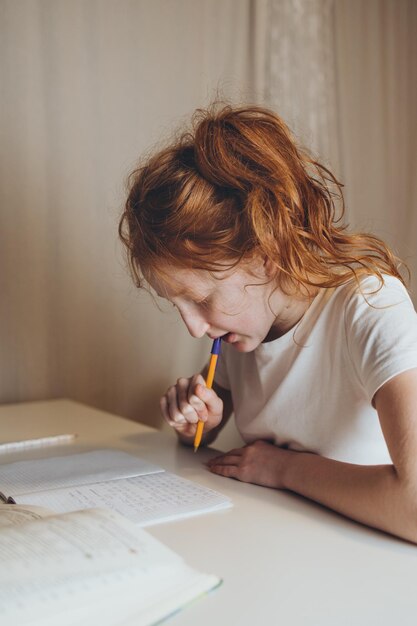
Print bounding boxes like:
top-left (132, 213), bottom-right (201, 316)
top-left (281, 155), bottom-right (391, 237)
top-left (119, 104), bottom-right (405, 294)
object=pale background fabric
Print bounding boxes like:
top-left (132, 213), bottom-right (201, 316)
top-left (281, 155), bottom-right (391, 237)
top-left (1, 0), bottom-right (416, 451)
top-left (265, 0), bottom-right (340, 171)
top-left (334, 0), bottom-right (417, 298)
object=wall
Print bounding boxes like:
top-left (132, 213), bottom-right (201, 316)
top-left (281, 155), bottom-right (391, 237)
top-left (1, 0), bottom-right (415, 452)
top-left (0, 1), bottom-right (254, 453)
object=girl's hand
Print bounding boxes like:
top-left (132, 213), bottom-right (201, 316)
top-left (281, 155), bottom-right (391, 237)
top-left (207, 440), bottom-right (294, 489)
top-left (160, 374), bottom-right (224, 439)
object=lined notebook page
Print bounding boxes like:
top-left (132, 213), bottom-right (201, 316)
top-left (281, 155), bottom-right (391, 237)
top-left (15, 472), bottom-right (232, 526)
top-left (0, 450), bottom-right (163, 495)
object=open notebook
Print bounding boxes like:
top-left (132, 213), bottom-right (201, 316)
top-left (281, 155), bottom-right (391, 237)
top-left (0, 449), bottom-right (232, 526)
top-left (0, 505), bottom-right (221, 626)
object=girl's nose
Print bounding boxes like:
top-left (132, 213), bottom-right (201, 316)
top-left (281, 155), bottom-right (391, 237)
top-left (179, 308), bottom-right (209, 339)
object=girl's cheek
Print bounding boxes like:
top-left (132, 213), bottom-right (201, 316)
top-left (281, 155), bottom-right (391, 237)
top-left (207, 313), bottom-right (228, 329)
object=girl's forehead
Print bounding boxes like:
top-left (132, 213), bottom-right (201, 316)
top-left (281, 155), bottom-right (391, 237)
top-left (149, 264), bottom-right (253, 298)
top-left (149, 267), bottom-right (215, 298)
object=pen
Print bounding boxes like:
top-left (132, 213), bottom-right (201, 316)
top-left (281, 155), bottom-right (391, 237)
top-left (0, 433), bottom-right (77, 453)
top-left (0, 491), bottom-right (16, 504)
top-left (194, 338), bottom-right (222, 453)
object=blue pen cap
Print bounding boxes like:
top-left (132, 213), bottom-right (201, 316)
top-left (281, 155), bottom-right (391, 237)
top-left (211, 338), bottom-right (222, 355)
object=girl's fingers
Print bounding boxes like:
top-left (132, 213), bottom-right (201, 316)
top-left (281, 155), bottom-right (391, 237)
top-left (207, 448), bottom-right (245, 467)
top-left (207, 454), bottom-right (242, 467)
top-left (193, 382), bottom-right (223, 417)
top-left (160, 395), bottom-right (168, 419)
top-left (176, 378), bottom-right (201, 423)
top-left (165, 385), bottom-right (188, 425)
top-left (207, 453), bottom-right (241, 479)
top-left (186, 374), bottom-right (209, 420)
top-left (160, 395), bottom-right (178, 426)
top-left (160, 395), bottom-right (196, 438)
top-left (162, 381), bottom-right (201, 426)
top-left (160, 370), bottom-right (223, 432)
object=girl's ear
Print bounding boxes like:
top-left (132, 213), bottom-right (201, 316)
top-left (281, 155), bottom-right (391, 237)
top-left (263, 256), bottom-right (277, 278)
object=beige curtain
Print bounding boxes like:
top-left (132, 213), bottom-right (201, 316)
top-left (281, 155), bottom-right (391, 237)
top-left (0, 0), bottom-right (255, 439)
top-left (1, 0), bottom-right (416, 451)
top-left (264, 0), bottom-right (340, 171)
top-left (334, 0), bottom-right (417, 300)
top-left (264, 0), bottom-right (417, 308)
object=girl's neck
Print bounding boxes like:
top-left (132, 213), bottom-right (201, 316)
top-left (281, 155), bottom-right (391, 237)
top-left (264, 288), bottom-right (320, 342)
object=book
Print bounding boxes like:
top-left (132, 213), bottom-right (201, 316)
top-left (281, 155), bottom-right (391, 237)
top-left (0, 504), bottom-right (221, 625)
top-left (0, 448), bottom-right (232, 526)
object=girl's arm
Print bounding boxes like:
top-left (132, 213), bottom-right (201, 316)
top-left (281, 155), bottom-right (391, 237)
top-left (208, 368), bottom-right (417, 544)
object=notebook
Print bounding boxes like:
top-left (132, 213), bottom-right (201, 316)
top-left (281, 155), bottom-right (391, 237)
top-left (0, 449), bottom-right (232, 526)
top-left (0, 505), bottom-right (221, 626)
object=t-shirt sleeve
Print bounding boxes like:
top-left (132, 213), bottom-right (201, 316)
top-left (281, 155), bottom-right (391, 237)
top-left (344, 275), bottom-right (417, 402)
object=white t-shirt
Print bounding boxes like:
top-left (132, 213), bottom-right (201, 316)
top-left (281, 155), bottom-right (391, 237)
top-left (214, 275), bottom-right (417, 464)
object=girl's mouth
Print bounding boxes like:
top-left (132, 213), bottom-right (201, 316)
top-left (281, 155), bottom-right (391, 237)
top-left (222, 332), bottom-right (237, 343)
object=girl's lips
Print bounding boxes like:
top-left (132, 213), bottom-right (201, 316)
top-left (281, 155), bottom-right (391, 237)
top-left (222, 332), bottom-right (237, 343)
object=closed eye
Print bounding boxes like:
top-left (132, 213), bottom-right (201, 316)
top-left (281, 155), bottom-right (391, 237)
top-left (194, 298), bottom-right (210, 308)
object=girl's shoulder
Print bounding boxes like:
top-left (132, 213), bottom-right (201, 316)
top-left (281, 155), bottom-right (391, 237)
top-left (333, 274), bottom-right (416, 337)
top-left (303, 274), bottom-right (412, 331)
top-left (333, 273), bottom-right (411, 310)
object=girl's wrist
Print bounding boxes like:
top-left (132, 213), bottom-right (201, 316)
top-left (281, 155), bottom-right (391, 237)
top-left (281, 448), bottom-right (299, 491)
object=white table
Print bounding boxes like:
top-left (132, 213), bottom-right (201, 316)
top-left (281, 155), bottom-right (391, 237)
top-left (1, 399), bottom-right (416, 625)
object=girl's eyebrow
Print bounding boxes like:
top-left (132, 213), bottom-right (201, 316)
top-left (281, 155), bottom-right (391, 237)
top-left (156, 286), bottom-right (203, 301)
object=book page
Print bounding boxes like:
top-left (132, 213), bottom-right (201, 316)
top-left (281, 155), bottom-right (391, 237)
top-left (0, 508), bottom-right (220, 626)
top-left (1, 557), bottom-right (220, 626)
top-left (15, 471), bottom-right (233, 526)
top-left (0, 449), bottom-right (163, 495)
top-left (0, 508), bottom-right (179, 586)
top-left (0, 503), bottom-right (55, 528)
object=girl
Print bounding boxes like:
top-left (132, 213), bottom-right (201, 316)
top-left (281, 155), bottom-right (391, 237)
top-left (119, 105), bottom-right (417, 543)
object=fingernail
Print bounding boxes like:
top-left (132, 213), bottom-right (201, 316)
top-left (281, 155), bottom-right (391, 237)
top-left (175, 415), bottom-right (186, 424)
